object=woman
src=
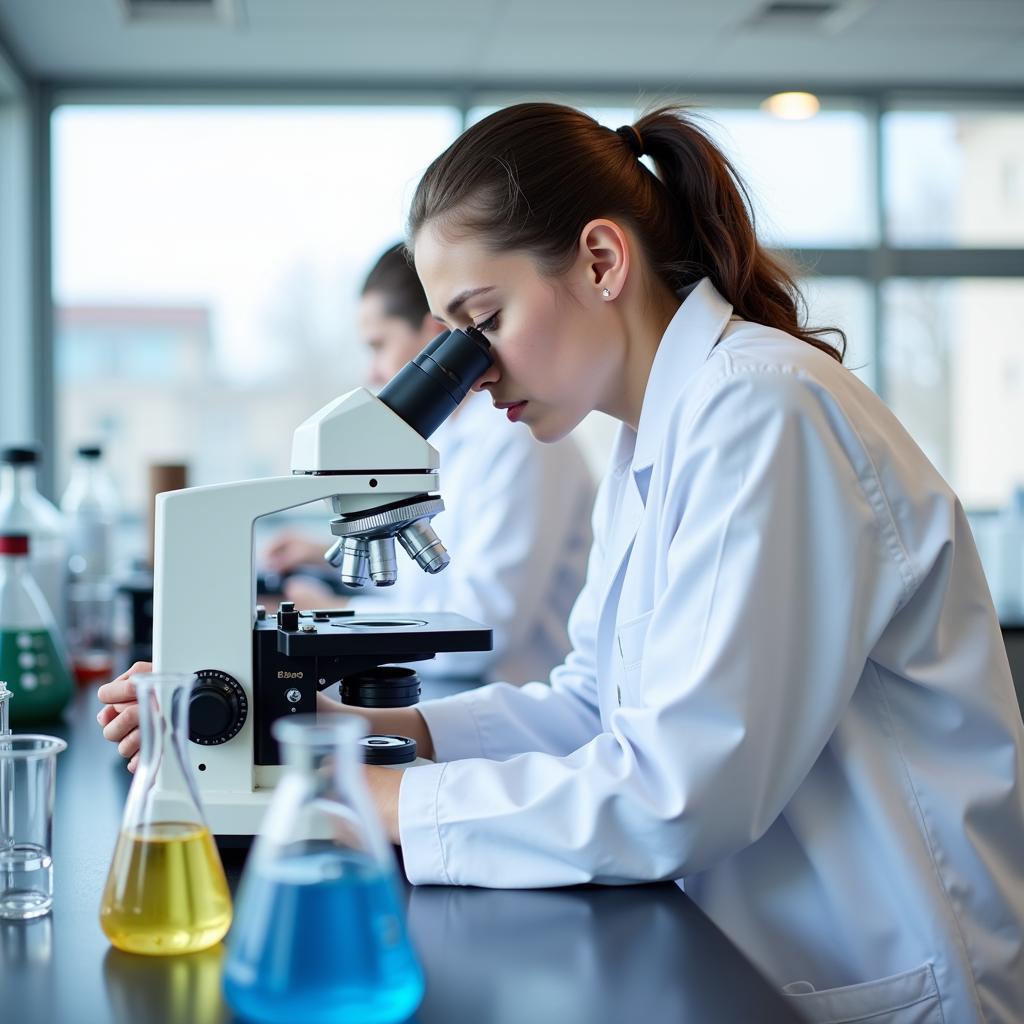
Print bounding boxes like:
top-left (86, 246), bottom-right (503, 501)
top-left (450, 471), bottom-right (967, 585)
top-left (101, 104), bottom-right (1024, 1022)
top-left (262, 242), bottom-right (595, 685)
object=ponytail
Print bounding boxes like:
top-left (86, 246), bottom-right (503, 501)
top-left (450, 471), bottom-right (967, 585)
top-left (409, 102), bottom-right (845, 361)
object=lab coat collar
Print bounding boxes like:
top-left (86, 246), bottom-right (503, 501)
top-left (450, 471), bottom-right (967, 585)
top-left (631, 278), bottom-right (734, 473)
top-left (594, 280), bottom-right (733, 629)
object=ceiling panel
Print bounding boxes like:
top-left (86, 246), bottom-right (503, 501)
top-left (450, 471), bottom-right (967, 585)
top-left (0, 0), bottom-right (1020, 87)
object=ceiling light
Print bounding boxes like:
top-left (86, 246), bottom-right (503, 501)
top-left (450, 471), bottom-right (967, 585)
top-left (761, 92), bottom-right (821, 120)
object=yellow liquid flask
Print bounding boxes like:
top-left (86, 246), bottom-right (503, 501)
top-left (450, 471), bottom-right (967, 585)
top-left (100, 672), bottom-right (231, 955)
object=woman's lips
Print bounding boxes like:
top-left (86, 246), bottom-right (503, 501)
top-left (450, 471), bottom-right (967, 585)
top-left (495, 400), bottom-right (528, 423)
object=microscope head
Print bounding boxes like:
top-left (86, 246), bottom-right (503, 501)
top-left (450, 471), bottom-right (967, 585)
top-left (289, 326), bottom-right (493, 589)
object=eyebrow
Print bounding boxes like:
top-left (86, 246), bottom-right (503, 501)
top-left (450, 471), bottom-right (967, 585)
top-left (440, 286), bottom-right (496, 322)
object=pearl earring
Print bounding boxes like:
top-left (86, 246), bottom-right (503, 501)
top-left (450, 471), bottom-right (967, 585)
top-left (602, 288), bottom-right (611, 299)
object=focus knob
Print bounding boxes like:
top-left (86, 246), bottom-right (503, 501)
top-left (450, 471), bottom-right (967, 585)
top-left (189, 670), bottom-right (248, 746)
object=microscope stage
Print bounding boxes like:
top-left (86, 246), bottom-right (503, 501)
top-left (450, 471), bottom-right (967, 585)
top-left (265, 610), bottom-right (493, 659)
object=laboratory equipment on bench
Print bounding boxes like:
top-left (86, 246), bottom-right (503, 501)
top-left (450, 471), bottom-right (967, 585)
top-left (62, 444), bottom-right (120, 684)
top-left (152, 326), bottom-right (495, 836)
top-left (224, 714), bottom-right (423, 1024)
top-left (0, 732), bottom-right (67, 920)
top-left (100, 671), bottom-right (231, 955)
top-left (0, 446), bottom-right (67, 633)
top-left (0, 534), bottom-right (74, 726)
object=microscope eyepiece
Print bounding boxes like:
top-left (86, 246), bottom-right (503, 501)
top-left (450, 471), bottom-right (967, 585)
top-left (377, 326), bottom-right (493, 439)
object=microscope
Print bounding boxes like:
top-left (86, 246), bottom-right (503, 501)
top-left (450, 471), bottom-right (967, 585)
top-left (151, 327), bottom-right (495, 836)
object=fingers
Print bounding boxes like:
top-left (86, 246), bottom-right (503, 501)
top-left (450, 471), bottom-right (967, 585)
top-left (127, 754), bottom-right (139, 774)
top-left (96, 704), bottom-right (119, 728)
top-left (117, 729), bottom-right (141, 760)
top-left (96, 661), bottom-right (152, 705)
top-left (102, 704), bottom-right (140, 744)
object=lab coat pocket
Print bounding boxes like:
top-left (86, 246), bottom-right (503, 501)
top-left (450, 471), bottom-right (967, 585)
top-left (782, 962), bottom-right (943, 1024)
top-left (615, 610), bottom-right (653, 703)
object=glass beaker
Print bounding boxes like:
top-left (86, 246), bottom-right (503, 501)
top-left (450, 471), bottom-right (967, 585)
top-left (223, 715), bottom-right (424, 1024)
top-left (0, 733), bottom-right (67, 919)
top-left (100, 672), bottom-right (231, 956)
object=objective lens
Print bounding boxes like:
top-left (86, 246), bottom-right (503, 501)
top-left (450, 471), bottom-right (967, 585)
top-left (367, 537), bottom-right (398, 587)
top-left (323, 538), bottom-right (345, 568)
top-left (338, 537), bottom-right (370, 586)
top-left (397, 520), bottom-right (449, 575)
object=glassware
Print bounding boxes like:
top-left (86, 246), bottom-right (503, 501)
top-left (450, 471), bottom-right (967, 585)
top-left (61, 445), bottom-right (121, 685)
top-left (223, 715), bottom-right (424, 1024)
top-left (0, 534), bottom-right (74, 727)
top-left (0, 680), bottom-right (10, 734)
top-left (100, 672), bottom-right (231, 956)
top-left (0, 446), bottom-right (67, 633)
top-left (0, 733), bottom-right (67, 919)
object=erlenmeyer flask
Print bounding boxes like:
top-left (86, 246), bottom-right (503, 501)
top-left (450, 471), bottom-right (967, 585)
top-left (223, 715), bottom-right (424, 1024)
top-left (100, 672), bottom-right (232, 955)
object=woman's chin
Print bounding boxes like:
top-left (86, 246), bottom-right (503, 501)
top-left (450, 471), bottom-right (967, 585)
top-left (526, 412), bottom-right (576, 445)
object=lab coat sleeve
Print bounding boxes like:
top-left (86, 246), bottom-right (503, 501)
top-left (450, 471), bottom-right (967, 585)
top-left (414, 471), bottom-right (611, 762)
top-left (370, 430), bottom-right (590, 681)
top-left (399, 368), bottom-right (913, 886)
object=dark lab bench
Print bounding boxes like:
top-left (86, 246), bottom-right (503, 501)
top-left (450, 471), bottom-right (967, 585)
top-left (1, 686), bottom-right (803, 1024)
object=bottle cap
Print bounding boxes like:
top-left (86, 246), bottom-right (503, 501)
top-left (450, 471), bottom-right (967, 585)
top-left (0, 534), bottom-right (30, 555)
top-left (0, 445), bottom-right (41, 465)
top-left (76, 445), bottom-right (102, 459)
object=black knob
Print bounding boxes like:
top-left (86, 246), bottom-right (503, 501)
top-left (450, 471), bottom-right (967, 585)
top-left (189, 670), bottom-right (248, 746)
top-left (278, 601), bottom-right (299, 631)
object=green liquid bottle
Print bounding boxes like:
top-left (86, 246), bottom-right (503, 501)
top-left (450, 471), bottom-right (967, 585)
top-left (0, 534), bottom-right (73, 726)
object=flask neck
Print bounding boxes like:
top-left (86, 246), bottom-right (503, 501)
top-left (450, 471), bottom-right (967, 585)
top-left (1, 465), bottom-right (40, 502)
top-left (63, 459), bottom-right (118, 512)
top-left (123, 673), bottom-right (206, 830)
top-left (276, 715), bottom-right (364, 776)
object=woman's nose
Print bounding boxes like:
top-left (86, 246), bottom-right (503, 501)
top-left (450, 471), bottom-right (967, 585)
top-left (471, 359), bottom-right (501, 392)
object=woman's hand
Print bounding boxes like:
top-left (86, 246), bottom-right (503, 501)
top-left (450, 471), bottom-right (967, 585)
top-left (96, 660), bottom-right (151, 772)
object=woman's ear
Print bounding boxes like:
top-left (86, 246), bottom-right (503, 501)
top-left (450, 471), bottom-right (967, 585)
top-left (576, 219), bottom-right (631, 303)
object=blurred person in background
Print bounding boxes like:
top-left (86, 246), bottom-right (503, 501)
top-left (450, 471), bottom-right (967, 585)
top-left (263, 243), bottom-right (595, 685)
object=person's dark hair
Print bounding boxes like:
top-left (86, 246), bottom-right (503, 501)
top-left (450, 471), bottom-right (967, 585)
top-left (361, 242), bottom-right (431, 329)
top-left (408, 103), bottom-right (845, 361)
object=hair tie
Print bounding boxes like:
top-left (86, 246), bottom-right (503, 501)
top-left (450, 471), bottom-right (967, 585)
top-left (615, 124), bottom-right (645, 158)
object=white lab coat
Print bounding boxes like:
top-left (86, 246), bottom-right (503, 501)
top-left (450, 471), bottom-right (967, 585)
top-left (399, 280), bottom-right (1024, 1023)
top-left (359, 389), bottom-right (594, 684)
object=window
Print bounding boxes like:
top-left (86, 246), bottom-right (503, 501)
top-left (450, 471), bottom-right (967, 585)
top-left (883, 279), bottom-right (1024, 507)
top-left (52, 105), bottom-right (461, 507)
top-left (800, 276), bottom-right (875, 389)
top-left (883, 108), bottom-right (1024, 247)
top-left (705, 105), bottom-right (875, 249)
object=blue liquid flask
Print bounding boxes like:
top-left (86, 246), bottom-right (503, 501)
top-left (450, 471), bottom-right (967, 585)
top-left (224, 715), bottom-right (424, 1024)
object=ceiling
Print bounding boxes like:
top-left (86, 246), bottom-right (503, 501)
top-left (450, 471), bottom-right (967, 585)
top-left (0, 0), bottom-right (1022, 92)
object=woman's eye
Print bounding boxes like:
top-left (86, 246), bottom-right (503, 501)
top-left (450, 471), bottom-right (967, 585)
top-left (474, 312), bottom-right (500, 334)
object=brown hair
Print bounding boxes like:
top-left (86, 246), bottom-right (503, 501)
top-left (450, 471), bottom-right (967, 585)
top-left (361, 242), bottom-right (430, 329)
top-left (409, 103), bottom-right (845, 361)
